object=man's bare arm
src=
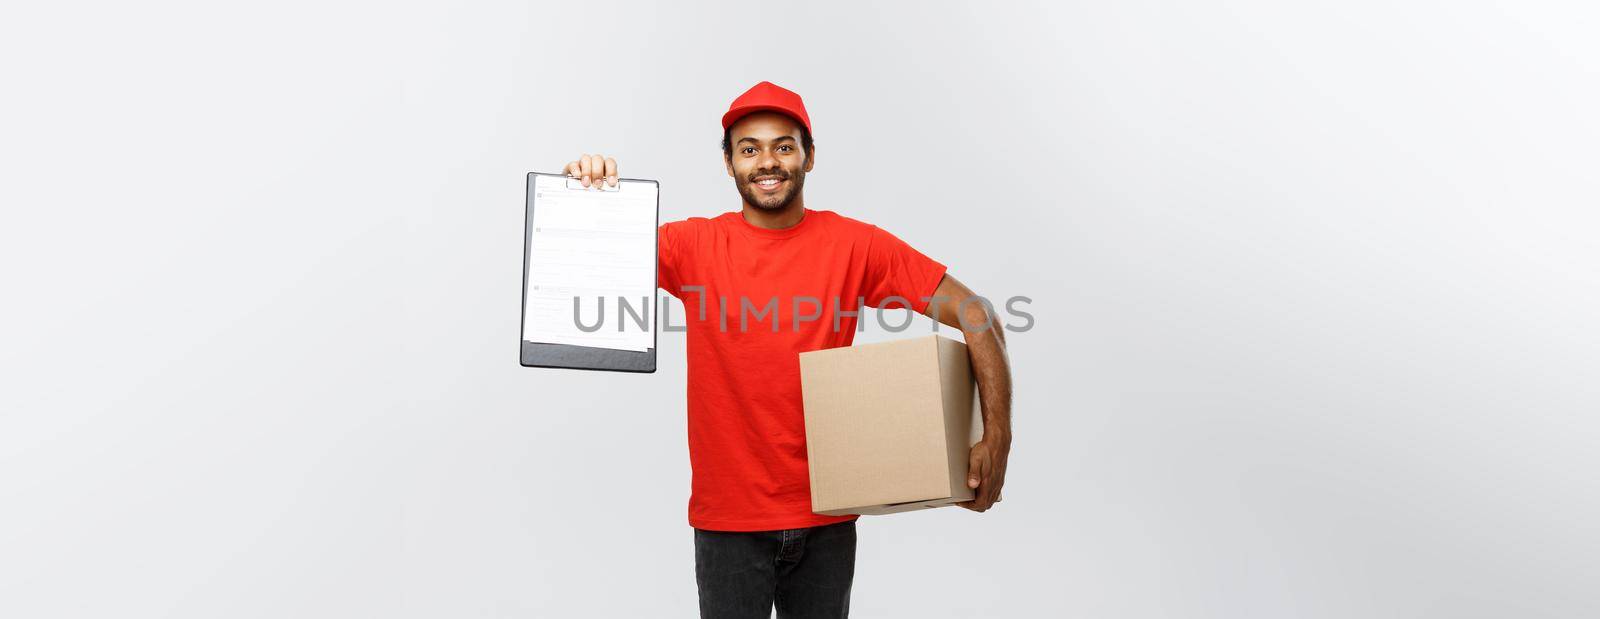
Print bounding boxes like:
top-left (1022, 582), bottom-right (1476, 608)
top-left (922, 273), bottom-right (1012, 512)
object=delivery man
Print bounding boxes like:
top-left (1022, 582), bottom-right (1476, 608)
top-left (562, 81), bottom-right (1013, 619)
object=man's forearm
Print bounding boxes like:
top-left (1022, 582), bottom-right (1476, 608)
top-left (965, 304), bottom-right (1013, 443)
top-left (923, 273), bottom-right (1012, 510)
top-left (924, 274), bottom-right (1015, 443)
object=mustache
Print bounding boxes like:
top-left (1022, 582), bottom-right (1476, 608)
top-left (746, 169), bottom-right (790, 182)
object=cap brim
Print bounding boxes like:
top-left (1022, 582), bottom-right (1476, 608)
top-left (721, 105), bottom-right (810, 132)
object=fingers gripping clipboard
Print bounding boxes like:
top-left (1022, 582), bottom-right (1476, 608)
top-left (520, 172), bottom-right (659, 372)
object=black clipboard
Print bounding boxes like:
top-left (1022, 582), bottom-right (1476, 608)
top-left (520, 172), bottom-right (658, 372)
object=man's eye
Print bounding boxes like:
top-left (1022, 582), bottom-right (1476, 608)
top-left (778, 145), bottom-right (792, 152)
top-left (742, 147), bottom-right (756, 154)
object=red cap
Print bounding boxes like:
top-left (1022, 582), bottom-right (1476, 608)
top-left (721, 81), bottom-right (812, 134)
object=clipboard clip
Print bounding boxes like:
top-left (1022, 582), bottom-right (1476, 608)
top-left (565, 176), bottom-right (621, 191)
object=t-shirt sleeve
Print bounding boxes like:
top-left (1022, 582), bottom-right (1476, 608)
top-left (657, 219), bottom-right (694, 299)
top-left (862, 225), bottom-right (948, 314)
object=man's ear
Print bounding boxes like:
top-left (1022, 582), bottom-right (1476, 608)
top-left (724, 154), bottom-right (735, 177)
top-left (803, 145), bottom-right (816, 172)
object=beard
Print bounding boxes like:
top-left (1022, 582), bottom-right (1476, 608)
top-left (735, 166), bottom-right (807, 211)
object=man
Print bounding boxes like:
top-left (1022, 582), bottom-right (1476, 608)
top-left (562, 81), bottom-right (1013, 618)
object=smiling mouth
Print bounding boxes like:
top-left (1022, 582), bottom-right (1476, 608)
top-left (753, 177), bottom-right (786, 191)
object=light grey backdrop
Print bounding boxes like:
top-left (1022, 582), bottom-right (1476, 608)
top-left (2, 1), bottom-right (1597, 617)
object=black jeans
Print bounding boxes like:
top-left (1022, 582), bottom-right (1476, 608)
top-left (693, 519), bottom-right (857, 618)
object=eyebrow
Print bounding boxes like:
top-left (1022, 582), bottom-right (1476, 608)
top-left (736, 136), bottom-right (798, 145)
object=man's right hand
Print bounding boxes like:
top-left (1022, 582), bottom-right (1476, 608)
top-left (563, 153), bottom-right (618, 189)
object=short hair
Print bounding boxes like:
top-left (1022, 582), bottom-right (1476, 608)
top-left (722, 122), bottom-right (814, 161)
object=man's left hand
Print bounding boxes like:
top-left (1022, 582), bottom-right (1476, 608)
top-left (957, 433), bottom-right (1010, 512)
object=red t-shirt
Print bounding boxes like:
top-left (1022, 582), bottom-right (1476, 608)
top-left (657, 209), bottom-right (948, 531)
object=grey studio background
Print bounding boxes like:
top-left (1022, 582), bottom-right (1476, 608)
top-left (2, 1), bottom-right (1597, 617)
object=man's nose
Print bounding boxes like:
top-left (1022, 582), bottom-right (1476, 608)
top-left (755, 150), bottom-right (780, 172)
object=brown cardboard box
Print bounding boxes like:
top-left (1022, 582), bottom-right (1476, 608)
top-left (799, 335), bottom-right (984, 516)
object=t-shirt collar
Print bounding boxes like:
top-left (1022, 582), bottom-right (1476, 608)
top-left (727, 207), bottom-right (813, 240)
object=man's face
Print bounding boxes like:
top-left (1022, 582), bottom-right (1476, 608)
top-left (725, 112), bottom-right (814, 211)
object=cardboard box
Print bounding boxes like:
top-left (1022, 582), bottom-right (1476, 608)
top-left (799, 335), bottom-right (984, 516)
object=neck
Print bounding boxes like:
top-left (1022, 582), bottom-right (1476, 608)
top-left (740, 195), bottom-right (807, 230)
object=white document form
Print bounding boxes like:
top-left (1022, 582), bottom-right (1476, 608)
top-left (522, 175), bottom-right (657, 352)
